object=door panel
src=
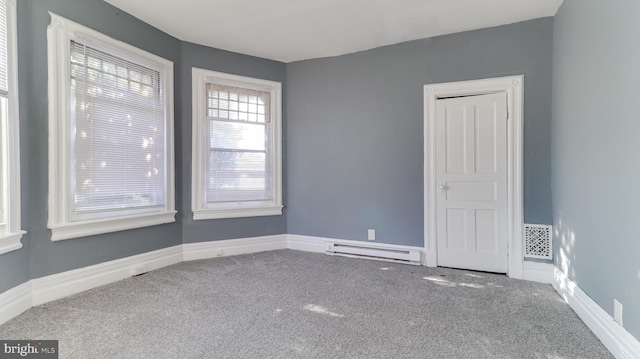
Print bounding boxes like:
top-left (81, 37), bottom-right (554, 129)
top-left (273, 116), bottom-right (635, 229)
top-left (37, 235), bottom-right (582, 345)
top-left (446, 181), bottom-right (496, 201)
top-left (436, 92), bottom-right (508, 273)
top-left (444, 107), bottom-right (467, 174)
top-left (475, 209), bottom-right (497, 252)
top-left (475, 108), bottom-right (498, 174)
top-left (445, 208), bottom-right (466, 250)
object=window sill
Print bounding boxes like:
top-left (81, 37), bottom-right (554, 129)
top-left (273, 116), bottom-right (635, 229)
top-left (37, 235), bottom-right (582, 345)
top-left (49, 211), bottom-right (177, 241)
top-left (0, 230), bottom-right (26, 255)
top-left (193, 206), bottom-right (283, 220)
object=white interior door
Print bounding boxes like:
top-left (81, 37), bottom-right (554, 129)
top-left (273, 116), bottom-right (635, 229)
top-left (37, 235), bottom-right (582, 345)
top-left (435, 92), bottom-right (508, 273)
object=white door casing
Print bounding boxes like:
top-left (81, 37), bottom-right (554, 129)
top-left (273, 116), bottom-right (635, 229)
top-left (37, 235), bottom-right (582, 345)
top-left (435, 93), bottom-right (508, 273)
top-left (423, 76), bottom-right (524, 279)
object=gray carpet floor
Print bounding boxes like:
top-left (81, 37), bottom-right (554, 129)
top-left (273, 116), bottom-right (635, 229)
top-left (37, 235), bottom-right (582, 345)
top-left (0, 250), bottom-right (612, 358)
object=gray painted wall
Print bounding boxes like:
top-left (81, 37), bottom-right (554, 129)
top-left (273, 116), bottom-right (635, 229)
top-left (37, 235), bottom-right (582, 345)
top-left (20, 0), bottom-right (183, 279)
top-left (0, 248), bottom-right (29, 293)
top-left (552, 0), bottom-right (640, 340)
top-left (0, 0), bottom-right (289, 292)
top-left (180, 42), bottom-right (287, 243)
top-left (286, 18), bottom-right (554, 246)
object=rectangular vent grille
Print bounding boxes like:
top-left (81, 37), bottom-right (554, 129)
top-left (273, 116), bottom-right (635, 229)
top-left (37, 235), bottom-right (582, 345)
top-left (524, 224), bottom-right (552, 259)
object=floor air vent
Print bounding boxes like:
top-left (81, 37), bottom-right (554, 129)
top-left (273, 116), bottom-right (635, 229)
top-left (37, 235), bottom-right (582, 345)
top-left (524, 224), bottom-right (552, 260)
top-left (326, 243), bottom-right (421, 265)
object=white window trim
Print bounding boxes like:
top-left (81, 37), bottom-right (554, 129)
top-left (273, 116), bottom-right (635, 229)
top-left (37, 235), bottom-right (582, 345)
top-left (47, 13), bottom-right (176, 241)
top-left (191, 68), bottom-right (283, 220)
top-left (0, 0), bottom-right (25, 255)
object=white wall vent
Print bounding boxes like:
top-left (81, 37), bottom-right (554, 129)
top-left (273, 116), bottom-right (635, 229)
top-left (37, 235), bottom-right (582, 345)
top-left (326, 243), bottom-right (421, 265)
top-left (524, 224), bottom-right (552, 259)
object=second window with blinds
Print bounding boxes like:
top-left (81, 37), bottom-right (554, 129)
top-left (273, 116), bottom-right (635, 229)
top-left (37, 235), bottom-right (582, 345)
top-left (191, 69), bottom-right (282, 220)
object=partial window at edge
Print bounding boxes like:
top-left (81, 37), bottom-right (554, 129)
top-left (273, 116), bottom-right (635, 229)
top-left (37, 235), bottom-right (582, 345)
top-left (0, 0), bottom-right (25, 255)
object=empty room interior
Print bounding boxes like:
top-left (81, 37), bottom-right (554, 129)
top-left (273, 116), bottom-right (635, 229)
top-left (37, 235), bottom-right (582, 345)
top-left (0, 0), bottom-right (639, 358)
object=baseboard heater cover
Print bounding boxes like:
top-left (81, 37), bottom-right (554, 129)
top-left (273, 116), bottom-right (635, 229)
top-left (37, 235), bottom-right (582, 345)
top-left (326, 243), bottom-right (421, 265)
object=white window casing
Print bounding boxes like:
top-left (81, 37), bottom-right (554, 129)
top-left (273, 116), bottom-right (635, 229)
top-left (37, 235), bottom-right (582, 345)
top-left (0, 0), bottom-right (25, 255)
top-left (47, 13), bottom-right (176, 241)
top-left (191, 68), bottom-right (283, 220)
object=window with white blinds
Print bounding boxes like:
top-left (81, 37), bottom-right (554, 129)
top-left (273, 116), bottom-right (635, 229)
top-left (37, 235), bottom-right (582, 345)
top-left (0, 0), bottom-right (25, 254)
top-left (0, 0), bottom-right (8, 96)
top-left (70, 41), bottom-right (165, 217)
top-left (0, 0), bottom-right (8, 227)
top-left (192, 69), bottom-right (282, 220)
top-left (48, 13), bottom-right (175, 241)
top-left (0, 98), bottom-right (5, 227)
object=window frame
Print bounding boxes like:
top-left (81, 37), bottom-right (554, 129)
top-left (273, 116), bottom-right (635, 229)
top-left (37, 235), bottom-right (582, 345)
top-left (47, 13), bottom-right (176, 241)
top-left (191, 68), bottom-right (283, 220)
top-left (0, 0), bottom-right (25, 255)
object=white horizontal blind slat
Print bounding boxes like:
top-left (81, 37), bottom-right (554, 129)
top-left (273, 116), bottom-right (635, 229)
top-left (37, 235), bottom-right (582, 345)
top-left (0, 97), bottom-right (6, 225)
top-left (0, 0), bottom-right (8, 225)
top-left (71, 40), bottom-right (166, 215)
top-left (0, 0), bottom-right (7, 96)
top-left (205, 83), bottom-right (272, 204)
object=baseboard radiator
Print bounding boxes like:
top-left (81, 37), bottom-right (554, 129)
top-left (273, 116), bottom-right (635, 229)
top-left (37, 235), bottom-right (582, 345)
top-left (325, 243), bottom-right (421, 265)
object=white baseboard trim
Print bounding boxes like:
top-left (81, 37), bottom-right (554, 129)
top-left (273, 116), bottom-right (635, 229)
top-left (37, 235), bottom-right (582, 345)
top-left (552, 267), bottom-right (640, 359)
top-left (2, 233), bottom-right (638, 359)
top-left (522, 261), bottom-right (554, 284)
top-left (286, 234), bottom-right (327, 253)
top-left (31, 245), bottom-right (183, 306)
top-left (3, 235), bottom-right (292, 325)
top-left (183, 234), bottom-right (288, 261)
top-left (287, 234), bottom-right (424, 264)
top-left (0, 282), bottom-right (31, 325)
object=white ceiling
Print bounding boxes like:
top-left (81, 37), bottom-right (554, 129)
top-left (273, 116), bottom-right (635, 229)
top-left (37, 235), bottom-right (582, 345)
top-left (104, 0), bottom-right (563, 63)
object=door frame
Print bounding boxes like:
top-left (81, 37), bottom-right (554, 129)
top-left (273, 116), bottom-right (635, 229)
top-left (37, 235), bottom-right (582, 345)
top-left (423, 75), bottom-right (524, 279)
